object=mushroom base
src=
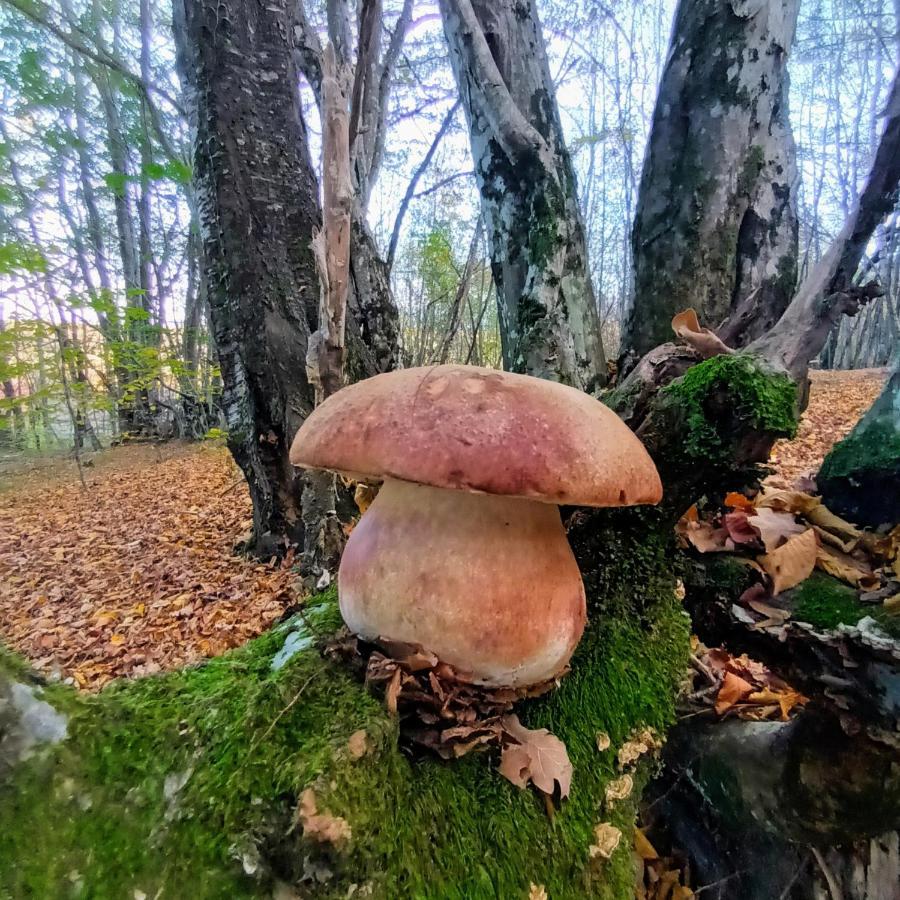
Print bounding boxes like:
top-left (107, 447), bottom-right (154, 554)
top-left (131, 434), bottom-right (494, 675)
top-left (338, 478), bottom-right (587, 687)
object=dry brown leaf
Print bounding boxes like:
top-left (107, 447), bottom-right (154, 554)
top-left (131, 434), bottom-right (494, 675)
top-left (298, 788), bottom-right (352, 847)
top-left (747, 507), bottom-right (807, 552)
top-left (758, 528), bottom-right (817, 595)
top-left (747, 598), bottom-right (791, 625)
top-left (815, 544), bottom-right (877, 588)
top-left (714, 671), bottom-right (754, 715)
top-left (671, 308), bottom-right (734, 359)
top-left (634, 828), bottom-right (659, 861)
top-left (588, 823), bottom-right (622, 860)
top-left (724, 510), bottom-right (762, 547)
top-left (499, 714), bottom-right (572, 798)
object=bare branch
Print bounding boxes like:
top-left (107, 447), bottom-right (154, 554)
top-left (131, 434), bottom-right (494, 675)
top-left (387, 100), bottom-right (460, 270)
top-left (750, 66), bottom-right (900, 377)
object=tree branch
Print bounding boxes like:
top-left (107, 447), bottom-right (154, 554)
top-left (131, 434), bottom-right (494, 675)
top-left (750, 66), bottom-right (900, 378)
top-left (387, 100), bottom-right (460, 270)
top-left (438, 0), bottom-right (554, 168)
top-left (3, 0), bottom-right (186, 162)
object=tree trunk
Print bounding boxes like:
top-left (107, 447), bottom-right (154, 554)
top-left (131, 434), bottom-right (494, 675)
top-left (817, 355), bottom-right (900, 527)
top-left (439, 0), bottom-right (607, 391)
top-left (621, 0), bottom-right (800, 367)
top-left (177, 0), bottom-right (321, 556)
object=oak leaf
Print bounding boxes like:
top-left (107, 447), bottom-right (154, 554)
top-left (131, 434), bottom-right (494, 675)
top-left (499, 714), bottom-right (572, 798)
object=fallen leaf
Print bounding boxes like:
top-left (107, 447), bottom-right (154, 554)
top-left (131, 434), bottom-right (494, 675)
top-left (499, 714), bottom-right (572, 798)
top-left (747, 508), bottom-right (807, 552)
top-left (815, 544), bottom-right (877, 588)
top-left (714, 671), bottom-right (754, 715)
top-left (588, 823), bottom-right (622, 860)
top-left (758, 528), bottom-right (817, 594)
top-left (724, 510), bottom-right (761, 547)
top-left (671, 308), bottom-right (733, 359)
top-left (633, 828), bottom-right (658, 861)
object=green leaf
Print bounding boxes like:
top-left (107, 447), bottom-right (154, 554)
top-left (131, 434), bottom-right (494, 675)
top-left (0, 241), bottom-right (47, 274)
top-left (104, 172), bottom-right (130, 197)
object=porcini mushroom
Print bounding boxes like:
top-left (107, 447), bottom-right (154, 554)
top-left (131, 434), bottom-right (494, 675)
top-left (289, 365), bottom-right (661, 688)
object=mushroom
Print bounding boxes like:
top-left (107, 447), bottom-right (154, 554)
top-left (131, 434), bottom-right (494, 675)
top-left (289, 364), bottom-right (661, 688)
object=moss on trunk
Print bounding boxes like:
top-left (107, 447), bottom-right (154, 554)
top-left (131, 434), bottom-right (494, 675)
top-left (2, 542), bottom-right (689, 900)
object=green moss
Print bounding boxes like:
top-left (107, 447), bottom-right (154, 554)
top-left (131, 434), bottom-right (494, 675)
top-left (792, 573), bottom-right (864, 630)
top-left (660, 354), bottom-right (797, 463)
top-left (818, 418), bottom-right (900, 482)
top-left (792, 573), bottom-right (900, 638)
top-left (2, 557), bottom-right (689, 900)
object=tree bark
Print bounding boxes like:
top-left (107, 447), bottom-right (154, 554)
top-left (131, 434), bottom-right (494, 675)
top-left (177, 0), bottom-right (321, 556)
top-left (750, 67), bottom-right (900, 380)
top-left (439, 0), bottom-right (607, 391)
top-left (621, 0), bottom-right (800, 367)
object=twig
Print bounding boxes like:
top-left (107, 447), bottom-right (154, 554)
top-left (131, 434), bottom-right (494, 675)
top-left (256, 671), bottom-right (320, 747)
top-left (694, 870), bottom-right (749, 895)
top-left (218, 475), bottom-right (246, 497)
top-left (811, 847), bottom-right (843, 900)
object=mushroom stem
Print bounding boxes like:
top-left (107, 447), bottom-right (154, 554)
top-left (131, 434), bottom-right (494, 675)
top-left (338, 478), bottom-right (587, 687)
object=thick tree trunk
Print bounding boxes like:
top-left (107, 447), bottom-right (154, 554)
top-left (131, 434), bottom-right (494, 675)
top-left (177, 0), bottom-right (320, 556)
top-left (439, 0), bottom-right (607, 391)
top-left (621, 0), bottom-right (799, 367)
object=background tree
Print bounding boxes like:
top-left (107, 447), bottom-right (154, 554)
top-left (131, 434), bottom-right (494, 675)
top-left (620, 0), bottom-right (800, 367)
top-left (439, 0), bottom-right (608, 390)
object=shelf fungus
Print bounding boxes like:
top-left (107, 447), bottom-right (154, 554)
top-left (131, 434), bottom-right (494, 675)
top-left (290, 364), bottom-right (661, 688)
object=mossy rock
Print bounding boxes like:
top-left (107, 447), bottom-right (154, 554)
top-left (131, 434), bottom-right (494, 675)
top-left (1, 544), bottom-right (689, 899)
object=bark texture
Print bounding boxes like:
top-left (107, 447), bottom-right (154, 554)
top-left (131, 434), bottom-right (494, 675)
top-left (750, 68), bottom-right (900, 379)
top-left (439, 0), bottom-right (607, 390)
top-left (178, 0), bottom-right (320, 555)
top-left (621, 0), bottom-right (799, 366)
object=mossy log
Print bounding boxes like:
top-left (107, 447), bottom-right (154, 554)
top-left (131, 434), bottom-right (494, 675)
top-left (0, 355), bottom-right (806, 899)
top-left (1, 542), bottom-right (689, 900)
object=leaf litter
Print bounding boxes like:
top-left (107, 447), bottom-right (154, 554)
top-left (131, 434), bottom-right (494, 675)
top-left (0, 444), bottom-right (298, 689)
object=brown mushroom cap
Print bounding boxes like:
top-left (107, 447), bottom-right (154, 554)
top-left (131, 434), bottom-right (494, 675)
top-left (289, 364), bottom-right (662, 507)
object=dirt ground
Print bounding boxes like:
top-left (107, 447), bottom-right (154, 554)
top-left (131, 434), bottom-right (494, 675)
top-left (0, 368), bottom-right (887, 689)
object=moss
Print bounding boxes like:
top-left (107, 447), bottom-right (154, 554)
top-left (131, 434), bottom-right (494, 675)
top-left (818, 418), bottom-right (900, 482)
top-left (792, 573), bottom-right (864, 630)
top-left (1, 555), bottom-right (689, 900)
top-left (737, 145), bottom-right (765, 196)
top-left (660, 354), bottom-right (797, 463)
top-left (792, 573), bottom-right (900, 638)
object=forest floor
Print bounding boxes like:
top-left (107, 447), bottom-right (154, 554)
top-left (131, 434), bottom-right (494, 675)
top-left (0, 368), bottom-right (888, 690)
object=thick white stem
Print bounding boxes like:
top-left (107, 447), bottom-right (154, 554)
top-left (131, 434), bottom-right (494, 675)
top-left (338, 478), bottom-right (586, 687)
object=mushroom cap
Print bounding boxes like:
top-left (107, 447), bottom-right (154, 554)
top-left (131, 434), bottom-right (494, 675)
top-left (289, 364), bottom-right (662, 507)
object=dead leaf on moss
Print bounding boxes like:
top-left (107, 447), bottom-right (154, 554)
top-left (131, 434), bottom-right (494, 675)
top-left (758, 528), bottom-right (817, 594)
top-left (499, 714), bottom-right (572, 799)
top-left (588, 822), bottom-right (622, 860)
top-left (815, 544), bottom-right (879, 589)
top-left (298, 789), bottom-right (352, 847)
